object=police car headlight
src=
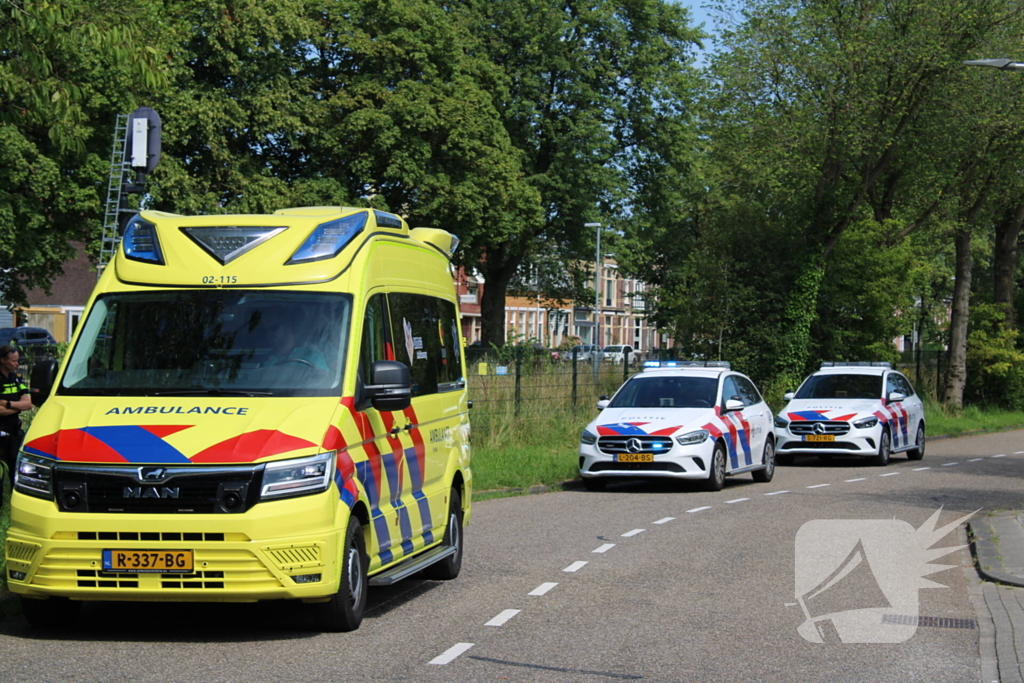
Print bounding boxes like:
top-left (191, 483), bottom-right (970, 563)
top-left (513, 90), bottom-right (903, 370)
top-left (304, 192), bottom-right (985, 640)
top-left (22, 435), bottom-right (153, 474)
top-left (774, 416), bottom-right (789, 429)
top-left (853, 416), bottom-right (879, 429)
top-left (580, 429), bottom-right (598, 445)
top-left (675, 429), bottom-right (710, 446)
top-left (260, 451), bottom-right (336, 500)
top-left (14, 453), bottom-right (54, 500)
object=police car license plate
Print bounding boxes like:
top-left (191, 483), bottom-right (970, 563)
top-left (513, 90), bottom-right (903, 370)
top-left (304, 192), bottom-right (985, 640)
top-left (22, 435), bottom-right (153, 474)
top-left (102, 550), bottom-right (193, 573)
top-left (804, 435), bottom-right (835, 443)
top-left (616, 453), bottom-right (654, 463)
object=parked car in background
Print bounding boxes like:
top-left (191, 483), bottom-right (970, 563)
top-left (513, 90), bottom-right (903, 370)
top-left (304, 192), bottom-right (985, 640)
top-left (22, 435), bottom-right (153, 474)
top-left (579, 360), bottom-right (775, 491)
top-left (567, 344), bottom-right (600, 362)
top-left (0, 326), bottom-right (56, 347)
top-left (773, 362), bottom-right (925, 466)
top-left (601, 344), bottom-right (635, 364)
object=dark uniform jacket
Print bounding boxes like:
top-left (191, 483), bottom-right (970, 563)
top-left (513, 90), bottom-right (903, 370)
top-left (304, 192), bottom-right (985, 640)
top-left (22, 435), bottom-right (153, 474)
top-left (0, 369), bottom-right (28, 435)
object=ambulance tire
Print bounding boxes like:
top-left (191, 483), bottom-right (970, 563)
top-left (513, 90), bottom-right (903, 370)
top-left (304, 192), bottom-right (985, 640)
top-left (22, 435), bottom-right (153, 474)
top-left (20, 596), bottom-right (80, 629)
top-left (421, 489), bottom-right (464, 581)
top-left (703, 442), bottom-right (726, 491)
top-left (752, 437), bottom-right (775, 483)
top-left (313, 516), bottom-right (368, 632)
top-left (907, 424), bottom-right (925, 461)
top-left (872, 429), bottom-right (892, 467)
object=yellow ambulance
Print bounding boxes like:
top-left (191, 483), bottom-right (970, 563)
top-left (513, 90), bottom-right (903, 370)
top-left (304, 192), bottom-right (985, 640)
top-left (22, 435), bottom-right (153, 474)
top-left (5, 207), bottom-right (472, 631)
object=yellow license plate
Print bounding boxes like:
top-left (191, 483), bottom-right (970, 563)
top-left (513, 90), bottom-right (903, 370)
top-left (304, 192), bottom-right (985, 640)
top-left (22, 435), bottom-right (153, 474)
top-left (804, 435), bottom-right (835, 443)
top-left (103, 550), bottom-right (194, 573)
top-left (617, 453), bottom-right (654, 463)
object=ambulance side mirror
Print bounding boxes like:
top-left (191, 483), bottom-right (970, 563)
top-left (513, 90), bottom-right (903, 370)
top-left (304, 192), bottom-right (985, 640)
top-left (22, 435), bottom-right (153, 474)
top-left (366, 360), bottom-right (412, 412)
top-left (30, 359), bottom-right (58, 408)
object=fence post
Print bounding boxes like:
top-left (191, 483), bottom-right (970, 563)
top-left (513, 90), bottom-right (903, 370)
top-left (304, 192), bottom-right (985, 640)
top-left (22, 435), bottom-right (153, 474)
top-left (514, 346), bottom-right (523, 416)
top-left (623, 349), bottom-right (630, 383)
top-left (571, 347), bottom-right (578, 412)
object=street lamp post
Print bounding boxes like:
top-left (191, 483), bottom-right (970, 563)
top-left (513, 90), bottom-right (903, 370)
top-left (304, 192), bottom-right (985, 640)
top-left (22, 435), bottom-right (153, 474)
top-left (963, 58), bottom-right (1024, 71)
top-left (585, 222), bottom-right (602, 377)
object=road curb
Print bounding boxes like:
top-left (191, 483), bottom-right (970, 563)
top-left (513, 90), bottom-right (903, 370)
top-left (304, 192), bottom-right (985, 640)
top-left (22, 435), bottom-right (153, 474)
top-left (969, 513), bottom-right (1024, 589)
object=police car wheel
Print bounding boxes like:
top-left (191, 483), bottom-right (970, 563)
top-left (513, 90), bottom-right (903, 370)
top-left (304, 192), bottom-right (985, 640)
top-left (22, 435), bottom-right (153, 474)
top-left (582, 477), bottom-right (607, 492)
top-left (421, 488), bottom-right (464, 581)
top-left (703, 442), bottom-right (726, 491)
top-left (872, 429), bottom-right (891, 467)
top-left (313, 516), bottom-right (368, 632)
top-left (20, 596), bottom-right (81, 629)
top-left (752, 438), bottom-right (775, 483)
top-left (907, 424), bottom-right (925, 461)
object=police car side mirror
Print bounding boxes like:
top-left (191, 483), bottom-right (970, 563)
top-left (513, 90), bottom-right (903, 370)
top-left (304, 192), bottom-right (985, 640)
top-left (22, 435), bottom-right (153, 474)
top-left (783, 392), bottom-right (795, 401)
top-left (724, 399), bottom-right (744, 412)
top-left (596, 399), bottom-right (609, 411)
top-left (887, 391), bottom-right (905, 403)
top-left (30, 359), bottom-right (58, 407)
top-left (365, 360), bottom-right (412, 412)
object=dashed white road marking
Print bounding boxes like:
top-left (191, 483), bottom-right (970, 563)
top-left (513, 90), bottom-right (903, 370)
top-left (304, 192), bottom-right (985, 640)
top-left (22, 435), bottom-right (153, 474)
top-left (687, 506), bottom-right (711, 513)
top-left (764, 490), bottom-right (789, 496)
top-left (806, 484), bottom-right (830, 489)
top-left (593, 543), bottom-right (615, 554)
top-left (942, 462), bottom-right (958, 467)
top-left (969, 458), bottom-right (983, 462)
top-left (880, 472), bottom-right (899, 477)
top-left (654, 517), bottom-right (675, 525)
top-left (622, 529), bottom-right (645, 537)
top-left (845, 478), bottom-right (866, 482)
top-left (725, 498), bottom-right (749, 504)
top-left (430, 643), bottom-right (474, 665)
top-left (485, 610), bottom-right (521, 627)
top-left (1014, 451), bottom-right (1024, 455)
top-left (913, 467), bottom-right (931, 471)
top-left (529, 583), bottom-right (558, 596)
top-left (563, 561), bottom-right (588, 573)
top-left (992, 454), bottom-right (1007, 458)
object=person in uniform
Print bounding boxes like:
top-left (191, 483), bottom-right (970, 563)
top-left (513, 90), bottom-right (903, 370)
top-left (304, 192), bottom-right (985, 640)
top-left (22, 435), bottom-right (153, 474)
top-left (0, 345), bottom-right (31, 498)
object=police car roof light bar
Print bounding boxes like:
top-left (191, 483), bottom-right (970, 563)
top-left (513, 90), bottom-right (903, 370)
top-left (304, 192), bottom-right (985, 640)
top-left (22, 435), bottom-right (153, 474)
top-left (643, 360), bottom-right (732, 371)
top-left (819, 361), bottom-right (891, 369)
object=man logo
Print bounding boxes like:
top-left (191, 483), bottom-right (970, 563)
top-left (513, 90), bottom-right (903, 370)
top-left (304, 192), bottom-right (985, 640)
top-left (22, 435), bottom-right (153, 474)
top-left (139, 467), bottom-right (168, 482)
top-left (791, 508), bottom-right (975, 643)
top-left (123, 486), bottom-right (180, 499)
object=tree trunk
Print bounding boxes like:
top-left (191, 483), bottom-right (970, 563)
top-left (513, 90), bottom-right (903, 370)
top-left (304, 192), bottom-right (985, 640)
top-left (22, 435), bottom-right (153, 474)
top-left (994, 203), bottom-right (1023, 328)
top-left (478, 259), bottom-right (516, 348)
top-left (942, 226), bottom-right (972, 410)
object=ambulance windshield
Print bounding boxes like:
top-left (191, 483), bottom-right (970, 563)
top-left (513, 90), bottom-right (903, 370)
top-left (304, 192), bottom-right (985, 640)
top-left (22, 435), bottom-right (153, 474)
top-left (60, 291), bottom-right (350, 397)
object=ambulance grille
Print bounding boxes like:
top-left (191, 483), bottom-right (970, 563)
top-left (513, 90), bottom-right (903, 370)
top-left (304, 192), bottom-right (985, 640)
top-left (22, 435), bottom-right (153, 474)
top-left (266, 544), bottom-right (323, 570)
top-left (51, 464), bottom-right (263, 514)
top-left (28, 548), bottom-right (283, 591)
top-left (597, 435), bottom-right (674, 455)
top-left (76, 531), bottom-right (238, 542)
top-left (6, 540), bottom-right (40, 562)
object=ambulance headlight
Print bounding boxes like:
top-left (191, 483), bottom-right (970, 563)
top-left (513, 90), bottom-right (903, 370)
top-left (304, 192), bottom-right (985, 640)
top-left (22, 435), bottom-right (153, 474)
top-left (675, 429), bottom-right (710, 446)
top-left (14, 453), bottom-right (54, 500)
top-left (853, 416), bottom-right (879, 429)
top-left (260, 451), bottom-right (336, 500)
top-left (580, 429), bottom-right (598, 445)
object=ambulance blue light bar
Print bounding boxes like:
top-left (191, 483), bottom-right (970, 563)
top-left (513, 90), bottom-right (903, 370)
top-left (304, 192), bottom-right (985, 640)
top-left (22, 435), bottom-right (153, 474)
top-left (643, 360), bottom-right (731, 371)
top-left (122, 214), bottom-right (164, 265)
top-left (287, 211), bottom-right (368, 264)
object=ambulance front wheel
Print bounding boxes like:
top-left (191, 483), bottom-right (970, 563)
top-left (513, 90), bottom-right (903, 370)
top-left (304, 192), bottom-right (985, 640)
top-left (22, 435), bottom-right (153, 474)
top-left (313, 515), bottom-right (368, 632)
top-left (20, 595), bottom-right (81, 629)
top-left (421, 488), bottom-right (463, 581)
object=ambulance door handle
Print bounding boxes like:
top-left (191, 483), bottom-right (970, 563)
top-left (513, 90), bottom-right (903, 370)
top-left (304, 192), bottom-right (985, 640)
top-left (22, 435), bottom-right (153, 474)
top-left (403, 423), bottom-right (414, 432)
top-left (389, 426), bottom-right (401, 437)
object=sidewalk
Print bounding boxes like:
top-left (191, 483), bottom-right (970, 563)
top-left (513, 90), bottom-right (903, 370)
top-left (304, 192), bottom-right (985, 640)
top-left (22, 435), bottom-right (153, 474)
top-left (969, 511), bottom-right (1024, 683)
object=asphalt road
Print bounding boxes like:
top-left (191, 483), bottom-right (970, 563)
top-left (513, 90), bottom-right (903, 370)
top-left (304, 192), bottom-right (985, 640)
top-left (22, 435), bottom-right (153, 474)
top-left (1, 429), bottom-right (1021, 683)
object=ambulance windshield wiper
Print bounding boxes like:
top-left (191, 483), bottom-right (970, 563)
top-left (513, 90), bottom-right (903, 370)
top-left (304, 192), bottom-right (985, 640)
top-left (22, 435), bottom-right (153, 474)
top-left (151, 389), bottom-right (275, 397)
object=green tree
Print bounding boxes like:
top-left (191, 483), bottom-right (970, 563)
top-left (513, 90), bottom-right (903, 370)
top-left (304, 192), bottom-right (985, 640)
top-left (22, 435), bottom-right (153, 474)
top-left (0, 0), bottom-right (168, 306)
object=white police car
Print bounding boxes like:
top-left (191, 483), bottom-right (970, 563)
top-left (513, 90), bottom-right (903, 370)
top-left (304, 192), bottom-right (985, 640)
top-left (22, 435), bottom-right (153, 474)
top-left (578, 361), bottom-right (775, 491)
top-left (774, 362), bottom-right (925, 466)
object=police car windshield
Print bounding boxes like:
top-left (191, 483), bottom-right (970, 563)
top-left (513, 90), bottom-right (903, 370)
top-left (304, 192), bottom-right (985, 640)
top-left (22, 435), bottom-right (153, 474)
top-left (794, 374), bottom-right (882, 400)
top-left (609, 376), bottom-right (717, 408)
top-left (60, 291), bottom-right (350, 397)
